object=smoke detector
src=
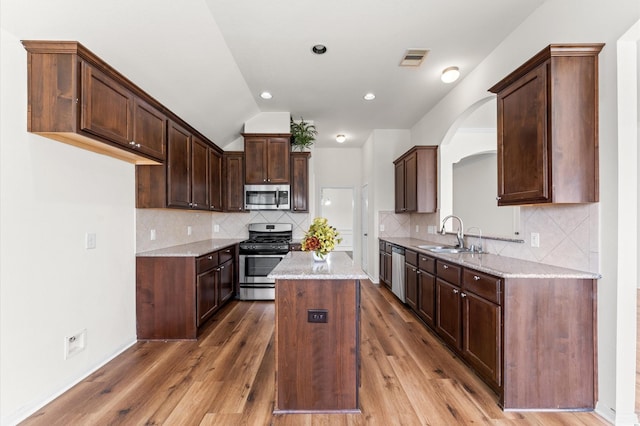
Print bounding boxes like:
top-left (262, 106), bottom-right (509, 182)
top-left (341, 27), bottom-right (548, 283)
top-left (400, 49), bottom-right (429, 67)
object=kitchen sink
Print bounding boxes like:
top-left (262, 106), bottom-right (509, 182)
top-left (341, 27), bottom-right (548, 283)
top-left (427, 247), bottom-right (472, 254)
top-left (417, 244), bottom-right (473, 254)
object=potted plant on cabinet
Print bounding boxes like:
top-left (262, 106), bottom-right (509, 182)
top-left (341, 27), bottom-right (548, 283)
top-left (290, 116), bottom-right (317, 151)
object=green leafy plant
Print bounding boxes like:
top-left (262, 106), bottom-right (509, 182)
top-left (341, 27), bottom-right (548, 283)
top-left (290, 116), bottom-right (317, 151)
top-left (301, 217), bottom-right (342, 259)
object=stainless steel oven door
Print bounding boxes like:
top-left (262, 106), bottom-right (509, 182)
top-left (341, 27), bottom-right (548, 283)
top-left (239, 253), bottom-right (286, 284)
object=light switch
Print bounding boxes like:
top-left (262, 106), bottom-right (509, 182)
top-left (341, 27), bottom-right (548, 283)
top-left (85, 233), bottom-right (96, 249)
top-left (531, 232), bottom-right (540, 248)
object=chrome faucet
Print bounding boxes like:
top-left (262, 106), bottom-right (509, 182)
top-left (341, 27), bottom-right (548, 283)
top-left (440, 215), bottom-right (464, 248)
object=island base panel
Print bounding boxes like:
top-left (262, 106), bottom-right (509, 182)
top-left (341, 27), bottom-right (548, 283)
top-left (275, 278), bottom-right (360, 412)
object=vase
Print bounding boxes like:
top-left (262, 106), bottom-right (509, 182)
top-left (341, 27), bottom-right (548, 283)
top-left (312, 251), bottom-right (328, 262)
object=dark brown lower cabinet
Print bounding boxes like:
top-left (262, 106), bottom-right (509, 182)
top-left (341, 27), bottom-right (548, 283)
top-left (382, 238), bottom-right (596, 411)
top-left (404, 250), bottom-right (418, 311)
top-left (137, 245), bottom-right (236, 340)
top-left (435, 278), bottom-right (462, 350)
top-left (378, 240), bottom-right (392, 288)
top-left (417, 254), bottom-right (436, 327)
top-left (462, 292), bottom-right (501, 391)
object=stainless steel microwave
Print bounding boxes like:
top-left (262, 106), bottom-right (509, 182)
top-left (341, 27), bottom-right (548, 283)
top-left (244, 185), bottom-right (291, 210)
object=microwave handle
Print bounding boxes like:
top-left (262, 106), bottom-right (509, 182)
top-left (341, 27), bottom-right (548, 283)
top-left (276, 188), bottom-right (280, 208)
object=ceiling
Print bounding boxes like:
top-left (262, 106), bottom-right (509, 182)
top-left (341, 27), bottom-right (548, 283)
top-left (2, 0), bottom-right (546, 148)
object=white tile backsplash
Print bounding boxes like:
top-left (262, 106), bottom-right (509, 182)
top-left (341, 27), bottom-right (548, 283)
top-left (397, 204), bottom-right (599, 273)
top-left (136, 209), bottom-right (311, 252)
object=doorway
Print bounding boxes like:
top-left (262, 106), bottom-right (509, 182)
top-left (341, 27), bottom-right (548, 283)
top-left (320, 187), bottom-right (354, 255)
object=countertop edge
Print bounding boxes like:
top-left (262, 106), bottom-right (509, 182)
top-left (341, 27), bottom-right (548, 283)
top-left (380, 237), bottom-right (601, 280)
top-left (269, 252), bottom-right (367, 280)
top-left (136, 238), bottom-right (244, 257)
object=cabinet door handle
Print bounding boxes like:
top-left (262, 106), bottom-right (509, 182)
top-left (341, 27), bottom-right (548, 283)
top-left (461, 292), bottom-right (467, 298)
top-left (208, 255), bottom-right (213, 260)
top-left (129, 141), bottom-right (136, 146)
top-left (220, 266), bottom-right (225, 269)
top-left (473, 275), bottom-right (481, 281)
top-left (416, 270), bottom-right (421, 275)
top-left (453, 288), bottom-right (459, 294)
top-left (442, 264), bottom-right (449, 269)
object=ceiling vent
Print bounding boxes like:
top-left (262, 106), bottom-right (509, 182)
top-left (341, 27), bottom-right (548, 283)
top-left (399, 49), bottom-right (429, 67)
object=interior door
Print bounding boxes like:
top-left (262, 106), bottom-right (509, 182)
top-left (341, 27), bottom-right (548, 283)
top-left (361, 184), bottom-right (369, 274)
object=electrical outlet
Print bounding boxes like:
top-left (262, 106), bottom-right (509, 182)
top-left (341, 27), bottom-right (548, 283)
top-left (379, 224), bottom-right (385, 232)
top-left (187, 226), bottom-right (192, 236)
top-left (428, 225), bottom-right (436, 234)
top-left (85, 233), bottom-right (96, 249)
top-left (64, 329), bottom-right (86, 359)
top-left (307, 309), bottom-right (328, 323)
top-left (531, 232), bottom-right (540, 248)
top-left (415, 225), bottom-right (419, 233)
top-left (150, 229), bottom-right (156, 240)
top-left (214, 224), bottom-right (220, 233)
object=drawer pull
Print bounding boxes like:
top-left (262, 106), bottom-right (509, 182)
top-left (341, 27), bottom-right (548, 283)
top-left (453, 288), bottom-right (459, 294)
top-left (461, 292), bottom-right (467, 298)
top-left (443, 264), bottom-right (449, 269)
top-left (208, 256), bottom-right (213, 260)
top-left (473, 275), bottom-right (481, 281)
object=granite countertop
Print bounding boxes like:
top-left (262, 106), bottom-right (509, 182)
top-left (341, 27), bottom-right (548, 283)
top-left (269, 251), bottom-right (368, 280)
top-left (381, 237), bottom-right (601, 280)
top-left (136, 238), bottom-right (244, 257)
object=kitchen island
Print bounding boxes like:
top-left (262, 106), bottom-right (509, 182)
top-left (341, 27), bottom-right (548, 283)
top-left (269, 251), bottom-right (367, 414)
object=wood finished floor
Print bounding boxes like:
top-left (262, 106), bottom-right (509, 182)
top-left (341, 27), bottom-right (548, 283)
top-left (23, 280), bottom-right (611, 425)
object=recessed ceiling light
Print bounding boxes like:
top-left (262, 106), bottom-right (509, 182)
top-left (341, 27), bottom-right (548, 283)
top-left (260, 91), bottom-right (272, 99)
top-left (336, 134), bottom-right (346, 143)
top-left (363, 93), bottom-right (376, 101)
top-left (441, 66), bottom-right (460, 83)
top-left (312, 44), bottom-right (327, 55)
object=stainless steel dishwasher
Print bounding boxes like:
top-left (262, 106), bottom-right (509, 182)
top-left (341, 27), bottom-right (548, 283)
top-left (391, 245), bottom-right (405, 302)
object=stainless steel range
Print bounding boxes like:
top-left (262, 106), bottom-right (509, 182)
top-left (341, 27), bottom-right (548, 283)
top-left (238, 223), bottom-right (292, 300)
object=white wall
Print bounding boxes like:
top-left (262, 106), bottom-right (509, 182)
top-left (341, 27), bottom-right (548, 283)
top-left (409, 1), bottom-right (640, 423)
top-left (453, 153), bottom-right (516, 238)
top-left (361, 130), bottom-right (410, 281)
top-left (0, 30), bottom-right (137, 425)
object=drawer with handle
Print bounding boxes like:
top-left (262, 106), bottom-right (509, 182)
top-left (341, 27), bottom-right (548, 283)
top-left (218, 247), bottom-right (235, 264)
top-left (197, 252), bottom-right (219, 273)
top-left (436, 260), bottom-right (461, 285)
top-left (462, 269), bottom-right (501, 305)
top-left (418, 254), bottom-right (435, 274)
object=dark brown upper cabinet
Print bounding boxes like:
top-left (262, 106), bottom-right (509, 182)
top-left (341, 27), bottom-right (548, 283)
top-left (243, 134), bottom-right (290, 184)
top-left (136, 121), bottom-right (224, 212)
top-left (208, 149), bottom-right (223, 212)
top-left (290, 152), bottom-right (310, 212)
top-left (394, 146), bottom-right (438, 213)
top-left (489, 43), bottom-right (604, 206)
top-left (223, 152), bottom-right (245, 212)
top-left (22, 40), bottom-right (167, 164)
